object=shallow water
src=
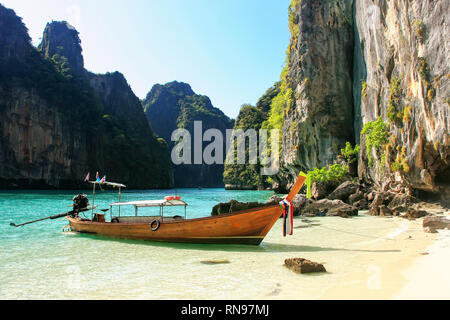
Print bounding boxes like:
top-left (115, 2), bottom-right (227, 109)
top-left (0, 188), bottom-right (404, 299)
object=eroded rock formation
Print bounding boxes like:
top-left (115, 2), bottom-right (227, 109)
top-left (272, 0), bottom-right (449, 203)
top-left (0, 7), bottom-right (172, 188)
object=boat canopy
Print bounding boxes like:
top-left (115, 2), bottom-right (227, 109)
top-left (110, 199), bottom-right (188, 208)
top-left (89, 181), bottom-right (127, 188)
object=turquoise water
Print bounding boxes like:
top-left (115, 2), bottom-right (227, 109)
top-left (0, 188), bottom-right (273, 299)
top-left (0, 188), bottom-right (406, 300)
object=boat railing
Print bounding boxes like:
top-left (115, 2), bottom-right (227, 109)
top-left (109, 200), bottom-right (188, 222)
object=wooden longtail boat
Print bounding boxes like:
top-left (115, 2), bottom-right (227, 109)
top-left (67, 174), bottom-right (306, 246)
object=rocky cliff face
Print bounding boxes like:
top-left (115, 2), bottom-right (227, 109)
top-left (277, 0), bottom-right (355, 190)
top-left (143, 82), bottom-right (234, 187)
top-left (88, 71), bottom-right (173, 188)
top-left (0, 7), bottom-right (172, 189)
top-left (0, 7), bottom-right (89, 188)
top-left (272, 0), bottom-right (448, 201)
top-left (38, 21), bottom-right (84, 75)
top-left (354, 0), bottom-right (449, 198)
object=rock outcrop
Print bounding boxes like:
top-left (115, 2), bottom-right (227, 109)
top-left (38, 21), bottom-right (84, 75)
top-left (401, 208), bottom-right (429, 220)
top-left (211, 200), bottom-right (269, 216)
top-left (0, 7), bottom-right (172, 189)
top-left (266, 0), bottom-right (449, 205)
top-left (285, 258), bottom-right (327, 274)
top-left (327, 181), bottom-right (359, 201)
top-left (355, 0), bottom-right (449, 201)
top-left (143, 81), bottom-right (234, 187)
top-left (277, 0), bottom-right (356, 192)
top-left (302, 199), bottom-right (358, 218)
top-left (423, 216), bottom-right (450, 233)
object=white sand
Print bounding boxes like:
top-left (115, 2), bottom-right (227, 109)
top-left (321, 209), bottom-right (450, 300)
top-left (393, 228), bottom-right (450, 300)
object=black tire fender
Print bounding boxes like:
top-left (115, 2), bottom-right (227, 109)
top-left (111, 218), bottom-right (120, 224)
top-left (150, 220), bottom-right (161, 231)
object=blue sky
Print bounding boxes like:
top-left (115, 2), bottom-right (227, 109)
top-left (2, 0), bottom-right (291, 118)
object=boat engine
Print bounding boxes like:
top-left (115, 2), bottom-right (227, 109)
top-left (73, 194), bottom-right (90, 212)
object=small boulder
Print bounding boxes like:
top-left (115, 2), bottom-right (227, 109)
top-left (391, 206), bottom-right (408, 213)
top-left (292, 194), bottom-right (308, 216)
top-left (328, 181), bottom-right (359, 201)
top-left (212, 200), bottom-right (267, 216)
top-left (266, 195), bottom-right (284, 205)
top-left (388, 194), bottom-right (419, 209)
top-left (301, 199), bottom-right (358, 217)
top-left (367, 191), bottom-right (376, 202)
top-left (267, 194), bottom-right (308, 217)
top-left (379, 205), bottom-right (394, 216)
top-left (349, 191), bottom-right (364, 204)
top-left (424, 227), bottom-right (438, 234)
top-left (354, 199), bottom-right (369, 210)
top-left (423, 216), bottom-right (450, 233)
top-left (401, 208), bottom-right (430, 220)
top-left (336, 210), bottom-right (350, 218)
top-left (368, 192), bottom-right (393, 216)
top-left (311, 182), bottom-right (329, 200)
top-left (285, 258), bottom-right (326, 274)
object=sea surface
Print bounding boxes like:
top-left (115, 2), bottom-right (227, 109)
top-left (0, 188), bottom-right (406, 299)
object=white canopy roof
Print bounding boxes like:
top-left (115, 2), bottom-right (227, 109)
top-left (89, 181), bottom-right (127, 188)
top-left (110, 199), bottom-right (187, 207)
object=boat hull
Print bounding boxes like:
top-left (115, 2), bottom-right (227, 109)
top-left (67, 205), bottom-right (281, 245)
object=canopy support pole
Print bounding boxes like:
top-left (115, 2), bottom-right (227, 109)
top-left (92, 183), bottom-right (96, 219)
top-left (118, 187), bottom-right (122, 217)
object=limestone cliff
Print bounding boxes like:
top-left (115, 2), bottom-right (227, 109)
top-left (0, 7), bottom-right (172, 189)
top-left (271, 0), bottom-right (449, 201)
top-left (143, 82), bottom-right (234, 187)
top-left (277, 0), bottom-right (356, 190)
top-left (38, 21), bottom-right (84, 76)
top-left (354, 0), bottom-right (449, 198)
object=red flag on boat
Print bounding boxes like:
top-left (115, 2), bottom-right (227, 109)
top-left (84, 172), bottom-right (90, 182)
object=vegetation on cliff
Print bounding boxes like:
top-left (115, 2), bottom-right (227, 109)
top-left (0, 7), bottom-right (172, 189)
top-left (143, 81), bottom-right (234, 187)
top-left (223, 83), bottom-right (281, 189)
top-left (223, 104), bottom-right (266, 189)
top-left (361, 118), bottom-right (390, 167)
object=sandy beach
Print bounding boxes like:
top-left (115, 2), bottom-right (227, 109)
top-left (320, 207), bottom-right (450, 300)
